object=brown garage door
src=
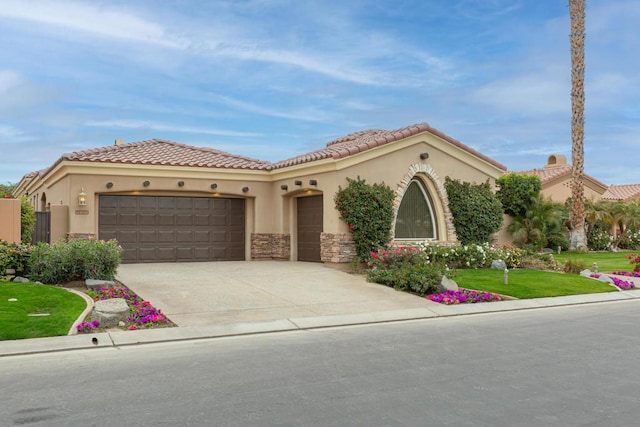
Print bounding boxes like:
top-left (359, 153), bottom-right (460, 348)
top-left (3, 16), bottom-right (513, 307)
top-left (297, 195), bottom-right (323, 262)
top-left (99, 195), bottom-right (245, 263)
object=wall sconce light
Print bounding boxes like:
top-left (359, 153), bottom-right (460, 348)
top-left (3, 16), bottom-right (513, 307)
top-left (242, 187), bottom-right (249, 193)
top-left (178, 181), bottom-right (185, 187)
top-left (210, 183), bottom-right (218, 189)
top-left (309, 179), bottom-right (318, 186)
top-left (78, 188), bottom-right (87, 206)
top-left (280, 184), bottom-right (288, 191)
top-left (294, 180), bottom-right (302, 186)
top-left (106, 182), bottom-right (113, 189)
top-left (420, 152), bottom-right (429, 160)
top-left (143, 180), bottom-right (150, 187)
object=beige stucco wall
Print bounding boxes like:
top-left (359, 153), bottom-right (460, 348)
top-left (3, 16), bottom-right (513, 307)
top-left (542, 177), bottom-right (606, 203)
top-left (0, 199), bottom-right (21, 243)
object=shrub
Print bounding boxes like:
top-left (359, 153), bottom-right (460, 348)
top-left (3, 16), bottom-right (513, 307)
top-left (334, 177), bottom-right (395, 258)
top-left (367, 246), bottom-right (446, 295)
top-left (587, 225), bottom-right (613, 251)
top-left (28, 239), bottom-right (122, 284)
top-left (416, 242), bottom-right (524, 269)
top-left (519, 253), bottom-right (561, 272)
top-left (0, 240), bottom-right (31, 274)
top-left (495, 173), bottom-right (542, 217)
top-left (444, 177), bottom-right (503, 245)
top-left (627, 253), bottom-right (640, 272)
top-left (20, 197), bottom-right (35, 244)
top-left (617, 230), bottom-right (640, 250)
top-left (563, 257), bottom-right (586, 274)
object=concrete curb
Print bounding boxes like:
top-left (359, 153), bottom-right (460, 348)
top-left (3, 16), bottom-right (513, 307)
top-left (66, 288), bottom-right (95, 336)
top-left (2, 291), bottom-right (640, 357)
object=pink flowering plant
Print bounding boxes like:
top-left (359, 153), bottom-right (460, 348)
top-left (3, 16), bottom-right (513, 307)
top-left (612, 271), bottom-right (640, 278)
top-left (626, 254), bottom-right (640, 272)
top-left (427, 289), bottom-right (503, 305)
top-left (77, 320), bottom-right (100, 332)
top-left (590, 273), bottom-right (635, 290)
top-left (86, 286), bottom-right (169, 331)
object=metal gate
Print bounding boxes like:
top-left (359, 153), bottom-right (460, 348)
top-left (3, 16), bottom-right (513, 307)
top-left (32, 211), bottom-right (51, 244)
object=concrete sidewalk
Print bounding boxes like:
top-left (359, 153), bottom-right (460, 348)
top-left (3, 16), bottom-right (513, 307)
top-left (3, 289), bottom-right (640, 357)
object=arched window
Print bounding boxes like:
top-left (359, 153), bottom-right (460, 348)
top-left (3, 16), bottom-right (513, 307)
top-left (395, 179), bottom-right (437, 239)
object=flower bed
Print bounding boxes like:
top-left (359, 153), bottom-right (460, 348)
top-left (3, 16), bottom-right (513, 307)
top-left (590, 274), bottom-right (636, 290)
top-left (612, 271), bottom-right (640, 278)
top-left (78, 286), bottom-right (170, 332)
top-left (427, 289), bottom-right (504, 305)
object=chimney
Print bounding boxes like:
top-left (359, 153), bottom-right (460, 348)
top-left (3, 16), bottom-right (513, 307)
top-left (114, 138), bottom-right (124, 146)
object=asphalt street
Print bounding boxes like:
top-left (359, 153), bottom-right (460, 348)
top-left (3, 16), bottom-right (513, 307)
top-left (2, 301), bottom-right (640, 426)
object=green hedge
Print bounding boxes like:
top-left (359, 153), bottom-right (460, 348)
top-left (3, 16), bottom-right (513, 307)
top-left (28, 239), bottom-right (122, 284)
top-left (0, 240), bottom-right (31, 274)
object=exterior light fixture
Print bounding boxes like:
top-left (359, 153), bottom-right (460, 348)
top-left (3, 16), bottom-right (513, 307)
top-left (178, 181), bottom-right (185, 187)
top-left (242, 187), bottom-right (249, 193)
top-left (420, 152), bottom-right (429, 160)
top-left (78, 188), bottom-right (87, 206)
top-left (280, 185), bottom-right (288, 191)
top-left (294, 180), bottom-right (302, 186)
top-left (210, 183), bottom-right (218, 189)
top-left (143, 180), bottom-right (150, 187)
top-left (309, 179), bottom-right (318, 186)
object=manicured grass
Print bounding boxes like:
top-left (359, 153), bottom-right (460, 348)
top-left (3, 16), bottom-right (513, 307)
top-left (454, 269), bottom-right (617, 299)
top-left (0, 282), bottom-right (87, 340)
top-left (554, 250), bottom-right (635, 272)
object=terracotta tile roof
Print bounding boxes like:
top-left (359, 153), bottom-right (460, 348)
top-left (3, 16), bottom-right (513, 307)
top-left (61, 139), bottom-right (271, 170)
top-left (602, 184), bottom-right (640, 201)
top-left (271, 123), bottom-right (507, 171)
top-left (521, 165), bottom-right (573, 183)
top-left (521, 164), bottom-right (608, 190)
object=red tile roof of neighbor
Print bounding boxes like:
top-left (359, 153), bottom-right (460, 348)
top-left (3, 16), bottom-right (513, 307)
top-left (602, 184), bottom-right (640, 201)
top-left (521, 164), bottom-right (573, 183)
top-left (43, 122), bottom-right (506, 174)
top-left (522, 164), bottom-right (608, 189)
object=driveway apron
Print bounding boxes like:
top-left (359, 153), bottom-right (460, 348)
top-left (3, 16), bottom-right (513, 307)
top-left (115, 261), bottom-right (437, 327)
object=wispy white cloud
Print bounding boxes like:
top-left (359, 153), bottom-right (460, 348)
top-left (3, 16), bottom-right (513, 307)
top-left (208, 94), bottom-right (335, 123)
top-left (85, 120), bottom-right (261, 138)
top-left (0, 0), bottom-right (182, 48)
top-left (0, 124), bottom-right (35, 143)
top-left (0, 70), bottom-right (22, 93)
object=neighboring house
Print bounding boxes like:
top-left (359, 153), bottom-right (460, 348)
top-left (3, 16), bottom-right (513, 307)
top-left (13, 123), bottom-right (506, 264)
top-left (521, 154), bottom-right (608, 203)
top-left (601, 184), bottom-right (640, 203)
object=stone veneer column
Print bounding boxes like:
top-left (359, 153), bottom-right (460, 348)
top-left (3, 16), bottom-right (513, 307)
top-left (393, 163), bottom-right (457, 242)
top-left (66, 233), bottom-right (97, 241)
top-left (251, 233), bottom-right (291, 260)
top-left (320, 232), bottom-right (356, 263)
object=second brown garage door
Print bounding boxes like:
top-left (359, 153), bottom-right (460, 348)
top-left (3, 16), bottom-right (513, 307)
top-left (99, 195), bottom-right (245, 263)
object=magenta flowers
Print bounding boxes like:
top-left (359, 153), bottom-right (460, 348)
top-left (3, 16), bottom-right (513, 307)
top-left (77, 320), bottom-right (100, 332)
top-left (88, 286), bottom-right (169, 330)
top-left (427, 289), bottom-right (503, 305)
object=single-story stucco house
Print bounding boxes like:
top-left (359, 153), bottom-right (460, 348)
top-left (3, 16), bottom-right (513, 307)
top-left (13, 123), bottom-right (507, 264)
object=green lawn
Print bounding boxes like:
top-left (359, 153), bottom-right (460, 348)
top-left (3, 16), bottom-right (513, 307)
top-left (553, 250), bottom-right (635, 273)
top-left (454, 269), bottom-right (617, 299)
top-left (0, 282), bottom-right (87, 340)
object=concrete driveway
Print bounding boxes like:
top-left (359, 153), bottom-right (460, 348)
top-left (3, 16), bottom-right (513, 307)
top-left (116, 261), bottom-right (437, 327)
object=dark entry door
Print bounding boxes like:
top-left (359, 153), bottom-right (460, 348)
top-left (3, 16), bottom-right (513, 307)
top-left (297, 195), bottom-right (323, 262)
top-left (32, 211), bottom-right (51, 244)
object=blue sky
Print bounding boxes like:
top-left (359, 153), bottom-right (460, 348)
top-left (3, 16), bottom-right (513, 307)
top-left (0, 0), bottom-right (638, 185)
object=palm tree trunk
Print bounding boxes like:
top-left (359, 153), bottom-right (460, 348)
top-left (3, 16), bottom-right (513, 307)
top-left (569, 0), bottom-right (587, 250)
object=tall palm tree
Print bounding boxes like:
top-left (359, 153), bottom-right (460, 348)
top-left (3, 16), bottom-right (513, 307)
top-left (569, 0), bottom-right (587, 250)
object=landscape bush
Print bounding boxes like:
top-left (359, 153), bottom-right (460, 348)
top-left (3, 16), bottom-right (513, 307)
top-left (367, 246), bottom-right (446, 295)
top-left (0, 240), bottom-right (31, 274)
top-left (444, 177), bottom-right (503, 245)
top-left (334, 177), bottom-right (395, 258)
top-left (563, 257), bottom-right (586, 274)
top-left (28, 239), bottom-right (122, 284)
